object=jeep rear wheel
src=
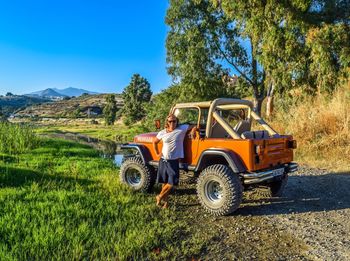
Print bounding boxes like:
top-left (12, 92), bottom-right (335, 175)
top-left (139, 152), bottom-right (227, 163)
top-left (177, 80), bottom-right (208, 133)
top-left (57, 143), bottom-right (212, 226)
top-left (196, 164), bottom-right (243, 216)
top-left (120, 157), bottom-right (155, 192)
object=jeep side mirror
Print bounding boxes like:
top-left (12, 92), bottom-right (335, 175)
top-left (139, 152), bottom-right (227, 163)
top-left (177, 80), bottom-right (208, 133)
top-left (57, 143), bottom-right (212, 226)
top-left (155, 119), bottom-right (161, 130)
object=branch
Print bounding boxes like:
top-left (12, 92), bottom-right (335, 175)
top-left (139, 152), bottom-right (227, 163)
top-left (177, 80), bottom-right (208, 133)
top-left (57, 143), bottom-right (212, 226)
top-left (215, 42), bottom-right (255, 86)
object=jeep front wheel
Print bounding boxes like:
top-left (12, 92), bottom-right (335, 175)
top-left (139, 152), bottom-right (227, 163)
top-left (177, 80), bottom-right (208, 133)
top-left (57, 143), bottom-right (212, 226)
top-left (196, 164), bottom-right (243, 216)
top-left (119, 157), bottom-right (155, 192)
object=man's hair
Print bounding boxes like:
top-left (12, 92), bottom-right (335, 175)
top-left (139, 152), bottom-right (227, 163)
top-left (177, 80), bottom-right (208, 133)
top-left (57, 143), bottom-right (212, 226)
top-left (165, 113), bottom-right (179, 130)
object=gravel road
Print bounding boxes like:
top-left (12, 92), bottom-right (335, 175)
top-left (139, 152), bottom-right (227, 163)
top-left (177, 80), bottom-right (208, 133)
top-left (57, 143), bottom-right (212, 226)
top-left (172, 165), bottom-right (350, 260)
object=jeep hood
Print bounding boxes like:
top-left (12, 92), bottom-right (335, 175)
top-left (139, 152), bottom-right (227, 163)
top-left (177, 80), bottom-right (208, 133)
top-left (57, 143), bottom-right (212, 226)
top-left (134, 132), bottom-right (158, 143)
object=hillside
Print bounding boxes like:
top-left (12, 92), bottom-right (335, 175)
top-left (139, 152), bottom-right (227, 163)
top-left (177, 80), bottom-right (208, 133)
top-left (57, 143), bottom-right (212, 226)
top-left (14, 94), bottom-right (123, 118)
top-left (0, 95), bottom-right (51, 115)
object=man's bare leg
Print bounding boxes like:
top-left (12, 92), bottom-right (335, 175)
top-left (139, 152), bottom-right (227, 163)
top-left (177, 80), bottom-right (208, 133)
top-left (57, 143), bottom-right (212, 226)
top-left (156, 184), bottom-right (168, 206)
top-left (161, 184), bottom-right (173, 208)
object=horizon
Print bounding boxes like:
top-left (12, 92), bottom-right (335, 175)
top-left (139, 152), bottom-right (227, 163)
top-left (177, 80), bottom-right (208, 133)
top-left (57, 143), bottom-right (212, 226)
top-left (3, 86), bottom-right (120, 96)
top-left (0, 1), bottom-right (171, 96)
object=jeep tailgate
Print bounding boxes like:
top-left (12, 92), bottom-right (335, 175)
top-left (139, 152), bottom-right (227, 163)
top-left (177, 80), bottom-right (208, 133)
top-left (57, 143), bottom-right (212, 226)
top-left (252, 136), bottom-right (295, 171)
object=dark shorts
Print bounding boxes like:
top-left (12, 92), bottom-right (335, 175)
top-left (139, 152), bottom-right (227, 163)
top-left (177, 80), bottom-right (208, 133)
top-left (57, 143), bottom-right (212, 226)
top-left (156, 158), bottom-right (180, 186)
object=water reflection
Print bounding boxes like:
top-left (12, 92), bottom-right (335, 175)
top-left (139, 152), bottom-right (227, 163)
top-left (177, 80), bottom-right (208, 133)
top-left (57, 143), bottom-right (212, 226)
top-left (114, 155), bottom-right (124, 166)
top-left (42, 132), bottom-right (125, 166)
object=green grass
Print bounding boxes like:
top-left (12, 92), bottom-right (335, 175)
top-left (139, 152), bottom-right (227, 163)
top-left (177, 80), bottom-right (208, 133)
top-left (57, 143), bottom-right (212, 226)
top-left (0, 137), bottom-right (204, 260)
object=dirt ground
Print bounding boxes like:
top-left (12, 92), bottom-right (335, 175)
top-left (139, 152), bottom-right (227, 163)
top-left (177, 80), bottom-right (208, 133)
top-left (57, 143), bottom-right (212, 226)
top-left (171, 165), bottom-right (350, 260)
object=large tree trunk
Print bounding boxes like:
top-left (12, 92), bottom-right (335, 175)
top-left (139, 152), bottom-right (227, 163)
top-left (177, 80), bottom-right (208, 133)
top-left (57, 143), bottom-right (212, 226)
top-left (250, 41), bottom-right (265, 116)
top-left (266, 82), bottom-right (275, 118)
top-left (253, 96), bottom-right (264, 116)
top-left (266, 96), bottom-right (274, 118)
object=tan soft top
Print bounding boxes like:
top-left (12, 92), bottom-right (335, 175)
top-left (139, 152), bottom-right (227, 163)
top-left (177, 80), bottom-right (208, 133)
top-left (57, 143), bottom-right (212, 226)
top-left (171, 98), bottom-right (277, 138)
top-left (173, 98), bottom-right (253, 109)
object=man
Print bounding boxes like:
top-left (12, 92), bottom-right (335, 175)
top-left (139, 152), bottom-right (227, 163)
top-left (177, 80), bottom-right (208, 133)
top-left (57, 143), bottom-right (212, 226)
top-left (153, 113), bottom-right (197, 208)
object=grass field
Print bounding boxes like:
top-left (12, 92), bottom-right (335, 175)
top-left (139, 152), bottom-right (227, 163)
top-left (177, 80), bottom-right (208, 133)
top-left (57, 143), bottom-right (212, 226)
top-left (32, 119), bottom-right (148, 142)
top-left (0, 128), bottom-right (205, 259)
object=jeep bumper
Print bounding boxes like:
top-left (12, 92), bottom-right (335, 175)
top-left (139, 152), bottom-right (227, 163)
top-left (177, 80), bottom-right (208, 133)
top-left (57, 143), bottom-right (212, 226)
top-left (242, 162), bottom-right (298, 185)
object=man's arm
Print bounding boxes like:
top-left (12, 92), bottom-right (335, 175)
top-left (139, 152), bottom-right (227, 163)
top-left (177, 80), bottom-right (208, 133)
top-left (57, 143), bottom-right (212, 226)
top-left (153, 137), bottom-right (162, 159)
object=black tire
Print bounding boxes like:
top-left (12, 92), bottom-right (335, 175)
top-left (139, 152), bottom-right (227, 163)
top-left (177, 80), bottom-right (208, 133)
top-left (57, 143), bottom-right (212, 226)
top-left (196, 164), bottom-right (243, 216)
top-left (119, 156), bottom-right (155, 192)
top-left (259, 173), bottom-right (288, 198)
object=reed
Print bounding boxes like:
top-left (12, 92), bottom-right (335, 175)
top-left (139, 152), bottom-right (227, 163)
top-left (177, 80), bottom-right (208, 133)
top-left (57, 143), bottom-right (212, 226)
top-left (0, 122), bottom-right (38, 154)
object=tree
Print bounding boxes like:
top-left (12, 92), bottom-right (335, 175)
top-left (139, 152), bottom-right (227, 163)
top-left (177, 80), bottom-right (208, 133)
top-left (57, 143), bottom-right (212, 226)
top-left (5, 92), bottom-right (14, 97)
top-left (0, 106), bottom-right (5, 122)
top-left (122, 74), bottom-right (152, 125)
top-left (166, 0), bottom-right (311, 115)
top-left (166, 0), bottom-right (350, 115)
top-left (216, 0), bottom-right (350, 110)
top-left (103, 94), bottom-right (118, 125)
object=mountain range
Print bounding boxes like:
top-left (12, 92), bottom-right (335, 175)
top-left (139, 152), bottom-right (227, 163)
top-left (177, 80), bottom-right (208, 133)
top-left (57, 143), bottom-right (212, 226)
top-left (27, 87), bottom-right (98, 98)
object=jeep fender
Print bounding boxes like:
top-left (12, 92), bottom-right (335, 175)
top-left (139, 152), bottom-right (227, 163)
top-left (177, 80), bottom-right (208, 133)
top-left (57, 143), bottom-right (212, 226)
top-left (195, 149), bottom-right (246, 173)
top-left (120, 143), bottom-right (152, 164)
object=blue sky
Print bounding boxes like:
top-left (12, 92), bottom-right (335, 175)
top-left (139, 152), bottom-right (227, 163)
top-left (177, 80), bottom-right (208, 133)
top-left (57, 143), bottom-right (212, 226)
top-left (0, 0), bottom-right (171, 95)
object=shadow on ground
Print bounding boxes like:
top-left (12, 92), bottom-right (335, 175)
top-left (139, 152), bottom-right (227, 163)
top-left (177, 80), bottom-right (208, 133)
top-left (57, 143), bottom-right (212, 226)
top-left (0, 165), bottom-right (94, 189)
top-left (238, 172), bottom-right (350, 216)
top-left (173, 171), bottom-right (350, 216)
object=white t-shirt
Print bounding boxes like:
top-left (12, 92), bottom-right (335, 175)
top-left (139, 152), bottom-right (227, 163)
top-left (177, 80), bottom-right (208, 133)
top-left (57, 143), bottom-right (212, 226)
top-left (156, 124), bottom-right (189, 160)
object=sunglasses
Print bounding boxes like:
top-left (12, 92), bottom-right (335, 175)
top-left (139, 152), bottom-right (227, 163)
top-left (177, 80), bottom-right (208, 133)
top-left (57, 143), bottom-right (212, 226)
top-left (167, 120), bottom-right (176, 123)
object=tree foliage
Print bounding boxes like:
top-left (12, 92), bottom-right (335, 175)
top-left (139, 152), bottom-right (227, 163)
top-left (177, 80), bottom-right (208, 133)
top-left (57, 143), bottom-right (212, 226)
top-left (166, 0), bottom-right (350, 114)
top-left (166, 0), bottom-right (248, 102)
top-left (122, 74), bottom-right (152, 125)
top-left (143, 84), bottom-right (182, 130)
top-left (306, 23), bottom-right (350, 93)
top-left (217, 0), bottom-right (350, 94)
top-left (103, 94), bottom-right (118, 125)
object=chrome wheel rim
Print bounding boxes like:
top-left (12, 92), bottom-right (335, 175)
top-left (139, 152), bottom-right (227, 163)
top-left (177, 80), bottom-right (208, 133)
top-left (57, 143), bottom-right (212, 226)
top-left (205, 180), bottom-right (223, 204)
top-left (125, 168), bottom-right (142, 186)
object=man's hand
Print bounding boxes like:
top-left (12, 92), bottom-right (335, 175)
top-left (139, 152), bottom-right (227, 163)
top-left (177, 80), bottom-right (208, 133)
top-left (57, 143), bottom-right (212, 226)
top-left (189, 126), bottom-right (199, 139)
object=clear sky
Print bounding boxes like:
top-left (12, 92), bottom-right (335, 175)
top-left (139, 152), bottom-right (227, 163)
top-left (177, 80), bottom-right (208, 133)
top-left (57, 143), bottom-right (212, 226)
top-left (0, 0), bottom-right (171, 95)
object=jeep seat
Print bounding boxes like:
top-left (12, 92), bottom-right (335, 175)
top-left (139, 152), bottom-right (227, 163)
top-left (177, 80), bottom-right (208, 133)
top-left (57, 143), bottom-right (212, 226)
top-left (234, 120), bottom-right (251, 135)
top-left (241, 130), bottom-right (269, 139)
top-left (211, 122), bottom-right (229, 138)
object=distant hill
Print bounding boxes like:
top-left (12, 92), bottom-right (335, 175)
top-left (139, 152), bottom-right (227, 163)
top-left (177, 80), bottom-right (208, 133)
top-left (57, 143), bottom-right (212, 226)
top-left (52, 87), bottom-right (98, 97)
top-left (28, 88), bottom-right (67, 98)
top-left (0, 95), bottom-right (51, 116)
top-left (27, 87), bottom-right (98, 98)
top-left (14, 94), bottom-right (123, 118)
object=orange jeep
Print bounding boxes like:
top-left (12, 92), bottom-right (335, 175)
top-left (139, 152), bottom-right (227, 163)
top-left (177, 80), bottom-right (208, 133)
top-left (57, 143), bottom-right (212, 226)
top-left (120, 98), bottom-right (298, 216)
